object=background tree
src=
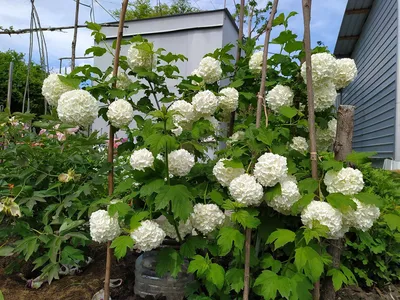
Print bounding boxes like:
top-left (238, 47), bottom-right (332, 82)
top-left (0, 50), bottom-right (46, 115)
top-left (112, 0), bottom-right (200, 20)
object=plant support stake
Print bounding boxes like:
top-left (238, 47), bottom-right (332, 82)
top-left (104, 0), bottom-right (129, 299)
top-left (71, 0), bottom-right (80, 71)
top-left (302, 0), bottom-right (319, 298)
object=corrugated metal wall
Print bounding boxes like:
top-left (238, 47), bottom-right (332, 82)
top-left (341, 0), bottom-right (397, 159)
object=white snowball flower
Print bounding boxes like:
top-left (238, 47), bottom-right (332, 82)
top-left (171, 124), bottom-right (183, 136)
top-left (334, 58), bottom-right (357, 90)
top-left (131, 220), bottom-right (166, 252)
top-left (156, 216), bottom-right (192, 241)
top-left (106, 72), bottom-right (132, 89)
top-left (107, 99), bottom-right (134, 128)
top-left (219, 87), bottom-right (239, 112)
top-left (196, 56), bottom-right (222, 84)
top-left (213, 159), bottom-right (245, 187)
top-left (192, 90), bottom-right (219, 117)
top-left (170, 100), bottom-right (196, 128)
top-left (254, 153), bottom-right (288, 187)
top-left (301, 52), bottom-right (337, 86)
top-left (290, 136), bottom-right (308, 153)
top-left (316, 119), bottom-right (337, 151)
top-left (313, 81), bottom-right (337, 112)
top-left (130, 149), bottom-right (154, 171)
top-left (342, 198), bottom-right (380, 232)
top-left (190, 204), bottom-right (225, 234)
top-left (229, 174), bottom-right (264, 206)
top-left (42, 73), bottom-right (74, 107)
top-left (249, 51), bottom-right (263, 73)
top-left (324, 167), bottom-right (364, 195)
top-left (301, 201), bottom-right (344, 239)
top-left (168, 149), bottom-right (195, 176)
top-left (227, 131), bottom-right (245, 146)
top-left (266, 85), bottom-right (294, 113)
top-left (268, 177), bottom-right (301, 215)
top-left (127, 42), bottom-right (156, 71)
top-left (57, 90), bottom-right (98, 126)
top-left (89, 210), bottom-right (120, 243)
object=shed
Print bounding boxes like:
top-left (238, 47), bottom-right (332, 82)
top-left (92, 9), bottom-right (238, 135)
top-left (334, 0), bottom-right (400, 167)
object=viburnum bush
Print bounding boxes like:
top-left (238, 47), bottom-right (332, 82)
top-left (1, 14), bottom-right (399, 299)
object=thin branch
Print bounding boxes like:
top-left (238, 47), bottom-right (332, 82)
top-left (0, 23), bottom-right (126, 35)
top-left (71, 0), bottom-right (80, 71)
top-left (247, 6), bottom-right (255, 38)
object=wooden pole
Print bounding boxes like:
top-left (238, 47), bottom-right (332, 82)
top-left (321, 105), bottom-right (355, 300)
top-left (228, 0), bottom-right (245, 137)
top-left (243, 3), bottom-right (279, 300)
top-left (71, 0), bottom-right (80, 71)
top-left (6, 62), bottom-right (14, 111)
top-left (301, 0), bottom-right (319, 298)
top-left (103, 1), bottom-right (129, 299)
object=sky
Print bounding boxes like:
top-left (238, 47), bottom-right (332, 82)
top-left (0, 0), bottom-right (348, 72)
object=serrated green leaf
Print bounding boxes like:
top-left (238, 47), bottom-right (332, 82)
top-left (266, 229), bottom-right (295, 250)
top-left (272, 13), bottom-right (285, 26)
top-left (345, 151), bottom-right (376, 165)
top-left (0, 246), bottom-right (13, 257)
top-left (326, 194), bottom-right (356, 213)
top-left (111, 236), bottom-right (134, 259)
top-left (291, 194), bottom-right (314, 215)
top-left (140, 179), bottom-right (165, 197)
top-left (146, 134), bottom-right (177, 154)
top-left (354, 192), bottom-right (383, 208)
top-left (226, 268), bottom-right (244, 293)
top-left (130, 211), bottom-right (150, 230)
top-left (209, 190), bottom-right (224, 205)
top-left (327, 268), bottom-right (347, 291)
top-left (303, 222), bottom-right (328, 244)
top-left (217, 227), bottom-right (245, 256)
top-left (254, 270), bottom-right (279, 299)
top-left (222, 160), bottom-right (244, 169)
top-left (229, 79), bottom-right (244, 88)
top-left (188, 255), bottom-right (210, 276)
top-left (383, 214), bottom-right (400, 231)
top-left (298, 178), bottom-right (318, 194)
top-left (156, 248), bottom-right (183, 278)
top-left (340, 265), bottom-right (357, 285)
top-left (180, 236), bottom-right (207, 258)
top-left (295, 246), bottom-right (324, 282)
top-left (207, 263), bottom-right (225, 290)
top-left (61, 246), bottom-right (84, 265)
top-left (265, 183), bottom-right (282, 202)
top-left (284, 40), bottom-right (303, 53)
top-left (279, 106), bottom-right (297, 118)
top-left (108, 202), bottom-right (131, 217)
top-left (59, 219), bottom-right (85, 234)
top-left (231, 209), bottom-right (260, 229)
top-left (321, 160), bottom-right (344, 171)
top-left (260, 254), bottom-right (282, 273)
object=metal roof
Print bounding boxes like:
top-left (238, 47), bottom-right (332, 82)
top-left (333, 0), bottom-right (374, 58)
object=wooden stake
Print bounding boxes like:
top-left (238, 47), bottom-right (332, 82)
top-left (71, 0), bottom-right (80, 71)
top-left (228, 0), bottom-right (245, 137)
top-left (6, 62), bottom-right (14, 111)
top-left (243, 2), bottom-right (279, 300)
top-left (104, 1), bottom-right (130, 299)
top-left (321, 105), bottom-right (355, 300)
top-left (301, 0), bottom-right (319, 298)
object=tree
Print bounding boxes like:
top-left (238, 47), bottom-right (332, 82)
top-left (112, 0), bottom-right (200, 21)
top-left (0, 50), bottom-right (46, 115)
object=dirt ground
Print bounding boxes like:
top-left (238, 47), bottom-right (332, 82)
top-left (1, 246), bottom-right (400, 300)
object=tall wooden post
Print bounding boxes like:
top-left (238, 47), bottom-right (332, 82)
top-left (6, 62), bottom-right (14, 111)
top-left (71, 0), bottom-right (80, 71)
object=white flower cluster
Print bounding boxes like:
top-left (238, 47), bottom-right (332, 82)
top-left (127, 43), bottom-right (156, 71)
top-left (324, 167), bottom-right (364, 195)
top-left (229, 174), bottom-right (264, 206)
top-left (254, 153), bottom-right (288, 187)
top-left (169, 100), bottom-right (196, 128)
top-left (156, 216), bottom-right (192, 241)
top-left (57, 90), bottom-right (98, 126)
top-left (249, 51), bottom-right (263, 73)
top-left (130, 149), bottom-right (154, 171)
top-left (190, 203), bottom-right (225, 234)
top-left (342, 198), bottom-right (380, 232)
top-left (192, 90), bottom-right (219, 116)
top-left (42, 74), bottom-right (74, 107)
top-left (107, 99), bottom-right (134, 128)
top-left (300, 53), bottom-right (357, 111)
top-left (168, 149), bottom-right (195, 176)
top-left (227, 131), bottom-right (245, 146)
top-left (268, 176), bottom-right (301, 215)
top-left (266, 85), bottom-right (294, 112)
top-left (301, 201), bottom-right (344, 239)
top-left (195, 56), bottom-right (222, 84)
top-left (313, 81), bottom-right (337, 112)
top-left (213, 159), bottom-right (245, 187)
top-left (334, 58), bottom-right (358, 90)
top-left (218, 87), bottom-right (239, 113)
top-left (290, 136), bottom-right (308, 153)
top-left (131, 220), bottom-right (166, 252)
top-left (89, 210), bottom-right (120, 243)
top-left (316, 119), bottom-right (337, 151)
top-left (106, 72), bottom-right (132, 90)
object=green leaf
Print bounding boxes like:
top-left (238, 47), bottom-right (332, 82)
top-left (64, 232), bottom-right (89, 241)
top-left (111, 236), bottom-right (134, 259)
top-left (272, 13), bottom-right (285, 26)
top-left (180, 236), bottom-right (207, 258)
top-left (266, 229), bottom-right (295, 250)
top-left (222, 160), bottom-right (244, 169)
top-left (156, 248), bottom-right (183, 278)
top-left (0, 290), bottom-right (4, 300)
top-left (33, 255), bottom-right (49, 271)
top-left (0, 246), bottom-right (14, 257)
top-left (146, 134), bottom-right (177, 154)
top-left (48, 236), bottom-right (62, 264)
top-left (327, 268), bottom-right (347, 291)
top-left (291, 194), bottom-right (314, 214)
top-left (340, 265), bottom-right (357, 285)
top-left (217, 227), bottom-right (245, 256)
top-left (326, 194), bottom-right (356, 213)
top-left (206, 263), bottom-right (225, 290)
top-left (57, 75), bottom-right (81, 89)
top-left (231, 209), bottom-right (260, 229)
top-left (155, 185), bottom-right (193, 220)
top-left (229, 79), bottom-right (244, 88)
top-left (188, 255), bottom-right (210, 276)
top-left (355, 192), bottom-right (383, 208)
top-left (271, 30), bottom-right (297, 45)
top-left (209, 190), bottom-right (224, 205)
top-left (257, 128), bottom-right (275, 146)
top-left (60, 246), bottom-right (84, 264)
top-left (14, 236), bottom-right (38, 261)
top-left (383, 214), bottom-right (400, 231)
top-left (321, 160), bottom-right (343, 171)
top-left (295, 246), bottom-right (324, 282)
top-left (303, 223), bottom-right (329, 244)
top-left (85, 46), bottom-right (107, 56)
top-left (265, 183), bottom-right (282, 202)
top-left (254, 270), bottom-right (278, 299)
top-left (130, 211), bottom-right (150, 231)
top-left (298, 178), bottom-right (318, 194)
top-left (108, 202), bottom-right (132, 217)
top-left (140, 179), bottom-right (165, 197)
top-left (260, 254), bottom-right (282, 273)
top-left (226, 268), bottom-right (244, 293)
top-left (279, 106), bottom-right (298, 118)
top-left (114, 177), bottom-right (136, 194)
top-left (345, 151), bottom-right (376, 165)
top-left (284, 40), bottom-right (303, 53)
top-left (59, 219), bottom-right (85, 234)
top-left (86, 21), bottom-right (102, 31)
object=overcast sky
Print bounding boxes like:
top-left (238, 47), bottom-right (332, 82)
top-left (0, 0), bottom-right (347, 72)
